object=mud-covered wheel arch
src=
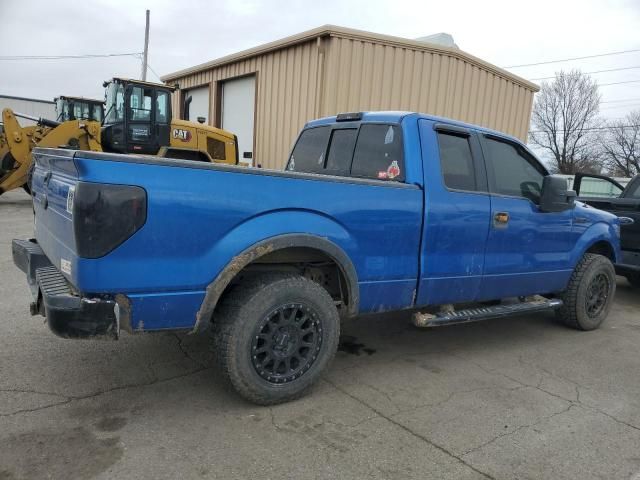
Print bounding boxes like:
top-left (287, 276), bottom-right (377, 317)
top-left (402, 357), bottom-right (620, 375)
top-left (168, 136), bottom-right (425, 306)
top-left (194, 234), bottom-right (359, 333)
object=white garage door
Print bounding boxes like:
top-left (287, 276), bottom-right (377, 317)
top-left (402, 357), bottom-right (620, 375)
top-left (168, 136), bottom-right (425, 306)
top-left (221, 75), bottom-right (256, 166)
top-left (184, 86), bottom-right (210, 123)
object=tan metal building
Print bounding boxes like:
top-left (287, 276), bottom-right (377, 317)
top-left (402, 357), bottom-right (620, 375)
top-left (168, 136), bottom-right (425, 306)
top-left (162, 25), bottom-right (539, 170)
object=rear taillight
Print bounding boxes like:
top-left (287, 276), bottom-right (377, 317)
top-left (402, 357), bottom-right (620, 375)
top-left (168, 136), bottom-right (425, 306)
top-left (73, 182), bottom-right (147, 258)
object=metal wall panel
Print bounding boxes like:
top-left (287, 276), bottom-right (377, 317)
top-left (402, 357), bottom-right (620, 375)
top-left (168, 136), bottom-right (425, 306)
top-left (170, 40), bottom-right (321, 170)
top-left (322, 37), bottom-right (534, 141)
top-left (169, 32), bottom-right (536, 170)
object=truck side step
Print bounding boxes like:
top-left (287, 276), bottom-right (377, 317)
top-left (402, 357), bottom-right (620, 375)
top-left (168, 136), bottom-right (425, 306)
top-left (412, 298), bottom-right (563, 328)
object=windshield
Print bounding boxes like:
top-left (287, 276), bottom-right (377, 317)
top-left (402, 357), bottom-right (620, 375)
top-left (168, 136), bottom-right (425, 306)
top-left (73, 102), bottom-right (90, 121)
top-left (104, 82), bottom-right (125, 124)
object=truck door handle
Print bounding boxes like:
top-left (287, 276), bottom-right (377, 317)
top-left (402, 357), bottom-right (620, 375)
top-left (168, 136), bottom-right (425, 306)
top-left (494, 212), bottom-right (509, 225)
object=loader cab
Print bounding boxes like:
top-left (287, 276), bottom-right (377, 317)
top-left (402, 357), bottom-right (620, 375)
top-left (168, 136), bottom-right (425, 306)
top-left (55, 96), bottom-right (104, 123)
top-left (101, 78), bottom-right (173, 155)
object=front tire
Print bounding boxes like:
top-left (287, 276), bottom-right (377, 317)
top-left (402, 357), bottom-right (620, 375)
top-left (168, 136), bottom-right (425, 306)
top-left (556, 253), bottom-right (616, 331)
top-left (214, 274), bottom-right (340, 405)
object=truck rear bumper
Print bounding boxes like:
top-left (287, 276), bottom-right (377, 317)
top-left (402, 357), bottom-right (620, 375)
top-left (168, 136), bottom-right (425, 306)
top-left (615, 250), bottom-right (640, 276)
top-left (12, 239), bottom-right (121, 339)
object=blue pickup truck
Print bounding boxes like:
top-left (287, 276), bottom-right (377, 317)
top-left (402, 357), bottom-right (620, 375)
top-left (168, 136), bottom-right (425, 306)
top-left (13, 111), bottom-right (621, 404)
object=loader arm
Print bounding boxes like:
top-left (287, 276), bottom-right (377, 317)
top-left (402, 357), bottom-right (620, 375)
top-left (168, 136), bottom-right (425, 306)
top-left (0, 108), bottom-right (102, 195)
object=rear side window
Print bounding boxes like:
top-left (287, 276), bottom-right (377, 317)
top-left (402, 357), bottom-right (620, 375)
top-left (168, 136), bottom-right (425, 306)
top-left (437, 132), bottom-right (476, 191)
top-left (287, 126), bottom-right (330, 174)
top-left (351, 125), bottom-right (404, 181)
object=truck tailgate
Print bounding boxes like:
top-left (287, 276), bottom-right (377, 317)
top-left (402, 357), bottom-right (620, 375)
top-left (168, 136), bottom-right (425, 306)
top-left (31, 148), bottom-right (79, 283)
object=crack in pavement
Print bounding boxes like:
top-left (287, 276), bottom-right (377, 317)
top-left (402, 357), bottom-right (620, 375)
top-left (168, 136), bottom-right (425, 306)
top-left (0, 366), bottom-right (210, 418)
top-left (171, 332), bottom-right (209, 368)
top-left (451, 351), bottom-right (640, 436)
top-left (323, 377), bottom-right (497, 480)
top-left (461, 404), bottom-right (576, 457)
top-left (332, 349), bottom-right (640, 464)
top-left (514, 353), bottom-right (640, 434)
top-left (389, 384), bottom-right (532, 418)
top-left (0, 388), bottom-right (70, 399)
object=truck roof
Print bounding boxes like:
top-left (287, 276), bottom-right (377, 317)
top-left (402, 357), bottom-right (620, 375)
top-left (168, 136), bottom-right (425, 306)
top-left (306, 111), bottom-right (523, 144)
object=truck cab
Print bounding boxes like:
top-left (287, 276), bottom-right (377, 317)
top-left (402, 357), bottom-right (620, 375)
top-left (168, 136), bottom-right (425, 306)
top-left (101, 78), bottom-right (173, 155)
top-left (288, 113), bottom-right (618, 305)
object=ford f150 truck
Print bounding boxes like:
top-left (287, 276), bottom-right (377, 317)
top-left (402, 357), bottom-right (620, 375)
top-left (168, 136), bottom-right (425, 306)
top-left (574, 173), bottom-right (639, 287)
top-left (13, 111), bottom-right (621, 405)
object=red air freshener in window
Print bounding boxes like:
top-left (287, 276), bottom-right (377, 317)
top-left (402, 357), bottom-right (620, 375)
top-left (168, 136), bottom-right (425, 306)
top-left (387, 160), bottom-right (400, 179)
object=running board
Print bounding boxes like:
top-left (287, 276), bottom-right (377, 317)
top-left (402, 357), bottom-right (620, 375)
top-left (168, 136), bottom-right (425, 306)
top-left (412, 298), bottom-right (563, 328)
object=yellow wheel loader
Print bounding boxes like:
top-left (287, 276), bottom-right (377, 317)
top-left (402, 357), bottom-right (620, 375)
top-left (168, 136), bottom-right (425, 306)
top-left (0, 78), bottom-right (239, 196)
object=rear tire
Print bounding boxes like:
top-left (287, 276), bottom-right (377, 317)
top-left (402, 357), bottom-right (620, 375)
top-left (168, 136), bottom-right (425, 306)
top-left (556, 253), bottom-right (616, 331)
top-left (214, 274), bottom-right (340, 405)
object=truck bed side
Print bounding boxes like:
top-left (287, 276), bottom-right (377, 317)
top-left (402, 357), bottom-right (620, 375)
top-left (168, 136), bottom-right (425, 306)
top-left (31, 149), bottom-right (423, 330)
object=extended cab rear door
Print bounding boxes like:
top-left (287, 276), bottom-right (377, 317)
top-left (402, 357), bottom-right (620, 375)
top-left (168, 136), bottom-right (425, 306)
top-left (415, 120), bottom-right (492, 306)
top-left (479, 134), bottom-right (574, 299)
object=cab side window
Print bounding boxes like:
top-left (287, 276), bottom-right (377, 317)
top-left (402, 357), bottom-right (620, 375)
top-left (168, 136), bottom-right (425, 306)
top-left (483, 137), bottom-right (545, 203)
top-left (351, 125), bottom-right (404, 181)
top-left (437, 132), bottom-right (476, 191)
top-left (156, 91), bottom-right (169, 124)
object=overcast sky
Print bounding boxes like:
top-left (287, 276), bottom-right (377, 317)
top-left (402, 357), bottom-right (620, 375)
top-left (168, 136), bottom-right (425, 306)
top-left (1, 0), bottom-right (639, 120)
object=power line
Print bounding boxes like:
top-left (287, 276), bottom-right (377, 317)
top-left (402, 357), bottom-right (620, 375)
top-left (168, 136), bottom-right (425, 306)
top-left (529, 125), bottom-right (640, 134)
top-left (146, 63), bottom-right (163, 82)
top-left (136, 53), bottom-right (163, 82)
top-left (0, 52), bottom-right (142, 61)
top-left (601, 103), bottom-right (640, 110)
top-left (602, 98), bottom-right (640, 103)
top-left (598, 79), bottom-right (640, 87)
top-left (530, 65), bottom-right (640, 81)
top-left (505, 48), bottom-right (640, 69)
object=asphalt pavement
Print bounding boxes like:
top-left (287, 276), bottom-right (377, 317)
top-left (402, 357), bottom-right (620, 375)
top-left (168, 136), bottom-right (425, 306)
top-left (1, 188), bottom-right (640, 480)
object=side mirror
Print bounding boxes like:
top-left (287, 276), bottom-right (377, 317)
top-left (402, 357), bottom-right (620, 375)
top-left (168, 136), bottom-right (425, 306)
top-left (540, 175), bottom-right (576, 213)
top-left (197, 116), bottom-right (206, 124)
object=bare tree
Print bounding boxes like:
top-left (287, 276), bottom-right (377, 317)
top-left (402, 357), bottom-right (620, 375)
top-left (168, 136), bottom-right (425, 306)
top-left (599, 111), bottom-right (640, 177)
top-left (529, 70), bottom-right (602, 174)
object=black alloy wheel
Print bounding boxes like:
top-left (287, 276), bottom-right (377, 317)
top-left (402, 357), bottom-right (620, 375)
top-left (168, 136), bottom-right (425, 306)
top-left (251, 303), bottom-right (322, 384)
top-left (585, 273), bottom-right (610, 318)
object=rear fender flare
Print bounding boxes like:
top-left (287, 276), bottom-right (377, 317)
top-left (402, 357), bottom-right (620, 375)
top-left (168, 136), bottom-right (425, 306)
top-left (193, 234), bottom-right (359, 333)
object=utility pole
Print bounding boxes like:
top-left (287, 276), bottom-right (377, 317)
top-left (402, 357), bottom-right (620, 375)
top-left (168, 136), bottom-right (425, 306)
top-left (141, 9), bottom-right (150, 81)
